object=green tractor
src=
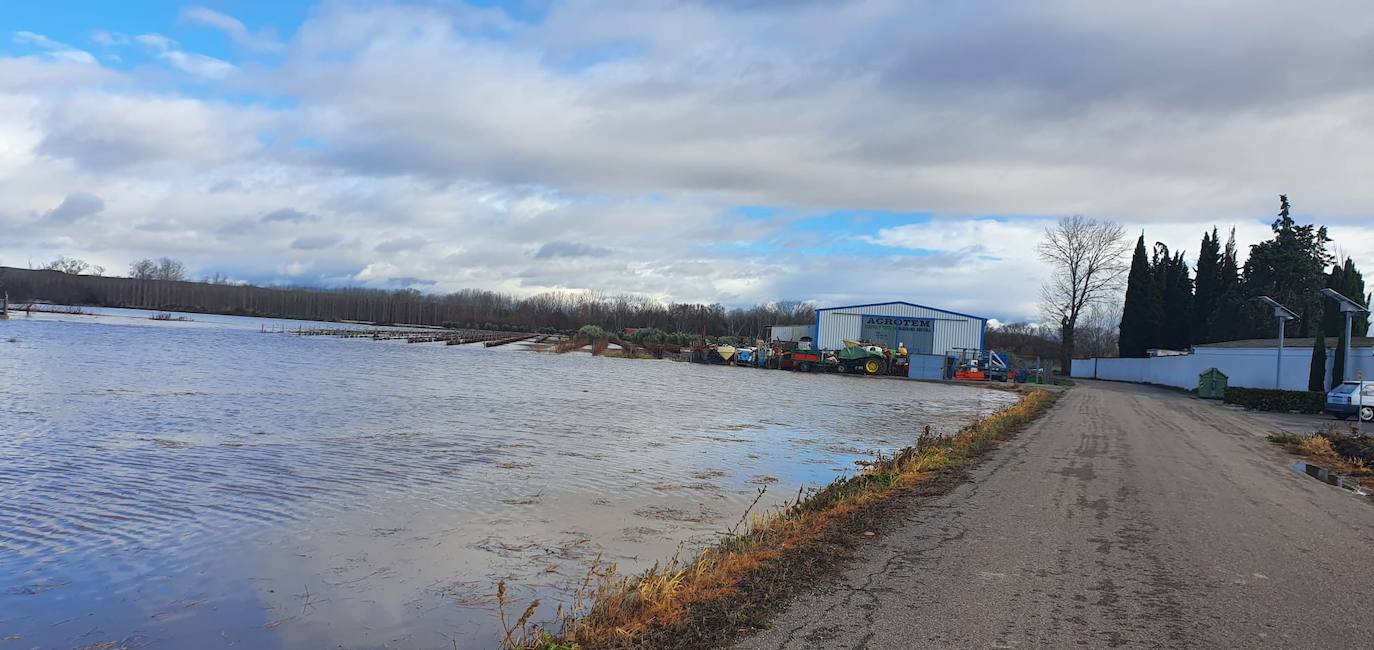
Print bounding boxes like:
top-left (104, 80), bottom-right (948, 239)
top-left (834, 344), bottom-right (887, 375)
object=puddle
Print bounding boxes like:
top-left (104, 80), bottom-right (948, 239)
top-left (1291, 462), bottom-right (1371, 496)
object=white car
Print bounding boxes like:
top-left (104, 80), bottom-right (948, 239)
top-left (1326, 381), bottom-right (1374, 422)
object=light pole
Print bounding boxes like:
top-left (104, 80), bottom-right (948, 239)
top-left (1320, 288), bottom-right (1370, 385)
top-left (1255, 296), bottom-right (1297, 390)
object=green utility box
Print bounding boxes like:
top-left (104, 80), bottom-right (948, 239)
top-left (1198, 368), bottom-right (1228, 399)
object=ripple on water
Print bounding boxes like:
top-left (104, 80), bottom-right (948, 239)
top-left (0, 311), bottom-right (1018, 648)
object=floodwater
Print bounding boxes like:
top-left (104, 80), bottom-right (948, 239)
top-left (1291, 461), bottom-right (1371, 496)
top-left (0, 308), bottom-right (1016, 648)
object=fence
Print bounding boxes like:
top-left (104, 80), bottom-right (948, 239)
top-left (1071, 346), bottom-right (1374, 391)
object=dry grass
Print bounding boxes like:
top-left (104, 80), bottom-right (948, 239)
top-left (503, 389), bottom-right (1058, 650)
top-left (1269, 426), bottom-right (1374, 489)
top-left (1297, 434), bottom-right (1337, 458)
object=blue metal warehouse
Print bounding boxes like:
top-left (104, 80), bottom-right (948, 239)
top-left (813, 301), bottom-right (986, 354)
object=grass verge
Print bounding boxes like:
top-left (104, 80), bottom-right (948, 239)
top-left (1268, 426), bottom-right (1374, 492)
top-left (500, 388), bottom-right (1059, 650)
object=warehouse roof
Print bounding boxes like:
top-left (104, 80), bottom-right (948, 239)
top-left (814, 301), bottom-right (988, 322)
top-left (1196, 336), bottom-right (1374, 349)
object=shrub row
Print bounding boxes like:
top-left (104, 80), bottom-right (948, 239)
top-left (1222, 386), bottom-right (1326, 414)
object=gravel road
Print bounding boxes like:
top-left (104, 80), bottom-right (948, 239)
top-left (734, 380), bottom-right (1374, 649)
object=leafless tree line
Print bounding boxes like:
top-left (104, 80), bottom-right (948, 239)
top-left (0, 265), bottom-right (815, 335)
top-left (987, 302), bottom-right (1121, 370)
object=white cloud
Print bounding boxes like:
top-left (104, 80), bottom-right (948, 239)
top-left (5, 1), bottom-right (1374, 322)
top-left (180, 6), bottom-right (282, 52)
top-left (12, 31), bottom-right (96, 64)
top-left (134, 32), bottom-right (235, 78)
top-left (133, 33), bottom-right (173, 52)
top-left (90, 30), bottom-right (129, 47)
top-left (160, 50), bottom-right (236, 79)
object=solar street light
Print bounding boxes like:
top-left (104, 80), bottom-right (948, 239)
top-left (1320, 288), bottom-right (1370, 384)
top-left (1254, 296), bottom-right (1297, 389)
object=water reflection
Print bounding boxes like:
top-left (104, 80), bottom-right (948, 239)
top-left (1291, 461), bottom-right (1370, 496)
top-left (0, 310), bottom-right (1015, 647)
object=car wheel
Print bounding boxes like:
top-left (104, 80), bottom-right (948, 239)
top-left (1361, 406), bottom-right (1374, 422)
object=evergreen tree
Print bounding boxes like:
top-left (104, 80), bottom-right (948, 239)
top-left (1191, 228), bottom-right (1221, 344)
top-left (1345, 257), bottom-right (1370, 337)
top-left (1118, 234), bottom-right (1158, 357)
top-left (1209, 228), bottom-right (1246, 342)
top-left (1322, 262), bottom-right (1348, 337)
top-left (1332, 257), bottom-right (1369, 337)
top-left (1241, 195), bottom-right (1333, 339)
top-left (1333, 330), bottom-right (1348, 385)
top-left (1308, 331), bottom-right (1327, 392)
top-left (1159, 250), bottom-right (1193, 350)
top-left (1321, 258), bottom-right (1369, 385)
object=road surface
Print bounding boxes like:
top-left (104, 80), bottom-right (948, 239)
top-left (734, 380), bottom-right (1374, 649)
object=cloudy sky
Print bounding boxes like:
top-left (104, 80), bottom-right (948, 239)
top-left (3, 1), bottom-right (1373, 322)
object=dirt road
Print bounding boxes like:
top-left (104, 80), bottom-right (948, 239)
top-left (734, 380), bottom-right (1374, 649)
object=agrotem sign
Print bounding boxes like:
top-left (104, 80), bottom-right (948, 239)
top-left (861, 316), bottom-right (934, 353)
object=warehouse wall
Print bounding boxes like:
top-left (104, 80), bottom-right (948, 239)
top-left (1071, 347), bottom-right (1374, 391)
top-left (815, 302), bottom-right (984, 354)
top-left (767, 324), bottom-right (817, 342)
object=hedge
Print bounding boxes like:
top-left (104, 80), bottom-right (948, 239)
top-left (1222, 387), bottom-right (1326, 414)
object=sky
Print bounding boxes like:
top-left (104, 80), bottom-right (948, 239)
top-left (3, 0), bottom-right (1373, 323)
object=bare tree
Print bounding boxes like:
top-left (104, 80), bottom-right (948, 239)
top-left (1037, 216), bottom-right (1129, 374)
top-left (155, 257), bottom-right (187, 281)
top-left (129, 258), bottom-right (158, 279)
top-left (1075, 300), bottom-right (1122, 359)
top-left (42, 256), bottom-right (94, 275)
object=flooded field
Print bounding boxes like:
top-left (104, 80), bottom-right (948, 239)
top-left (0, 308), bottom-right (1016, 648)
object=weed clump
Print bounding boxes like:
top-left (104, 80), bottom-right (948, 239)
top-left (1266, 432), bottom-right (1304, 445)
top-left (1268, 426), bottom-right (1374, 487)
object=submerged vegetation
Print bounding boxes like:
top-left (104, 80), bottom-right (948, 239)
top-left (552, 325), bottom-right (704, 359)
top-left (499, 388), bottom-right (1058, 650)
top-left (15, 303), bottom-right (90, 315)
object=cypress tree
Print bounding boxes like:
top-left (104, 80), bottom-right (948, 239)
top-left (1118, 234), bottom-right (1157, 357)
top-left (1191, 228), bottom-right (1221, 344)
top-left (1149, 243), bottom-right (1171, 350)
top-left (1209, 229), bottom-right (1244, 342)
top-left (1340, 257), bottom-right (1369, 337)
top-left (1333, 329), bottom-right (1348, 385)
top-left (1323, 258), bottom-right (1369, 384)
top-left (1161, 251), bottom-right (1193, 350)
top-left (1322, 262), bottom-right (1347, 336)
top-left (1309, 331), bottom-right (1327, 392)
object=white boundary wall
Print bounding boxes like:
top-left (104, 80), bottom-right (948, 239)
top-left (1072, 347), bottom-right (1374, 391)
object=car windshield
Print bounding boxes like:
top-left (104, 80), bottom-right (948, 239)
top-left (1332, 382), bottom-right (1360, 395)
